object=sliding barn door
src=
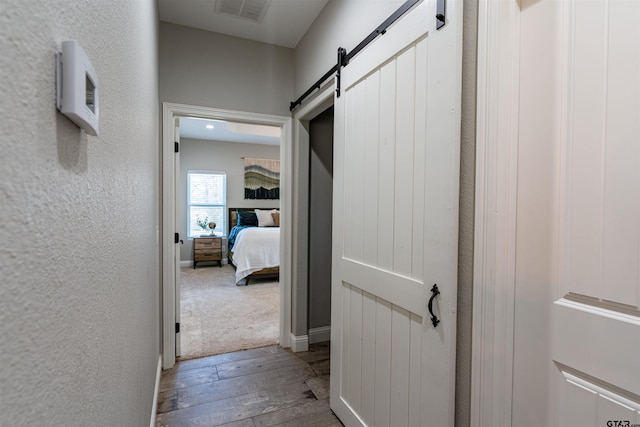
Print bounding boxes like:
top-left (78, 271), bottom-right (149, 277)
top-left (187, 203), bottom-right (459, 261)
top-left (330, 1), bottom-right (463, 426)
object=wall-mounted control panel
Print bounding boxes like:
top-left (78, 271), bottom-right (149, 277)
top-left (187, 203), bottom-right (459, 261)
top-left (56, 40), bottom-right (99, 136)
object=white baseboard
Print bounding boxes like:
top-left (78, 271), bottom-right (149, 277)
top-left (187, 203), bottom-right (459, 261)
top-left (150, 355), bottom-right (161, 427)
top-left (289, 328), bottom-right (330, 351)
top-left (308, 326), bottom-right (331, 344)
top-left (290, 333), bottom-right (309, 352)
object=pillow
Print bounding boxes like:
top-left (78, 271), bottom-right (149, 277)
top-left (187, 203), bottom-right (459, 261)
top-left (236, 210), bottom-right (258, 227)
top-left (271, 211), bottom-right (280, 227)
top-left (255, 209), bottom-right (277, 227)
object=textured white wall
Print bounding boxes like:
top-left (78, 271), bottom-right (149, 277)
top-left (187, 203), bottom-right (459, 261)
top-left (0, 0), bottom-right (160, 425)
top-left (159, 22), bottom-right (295, 117)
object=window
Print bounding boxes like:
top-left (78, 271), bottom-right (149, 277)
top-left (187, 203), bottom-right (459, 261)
top-left (188, 171), bottom-right (226, 237)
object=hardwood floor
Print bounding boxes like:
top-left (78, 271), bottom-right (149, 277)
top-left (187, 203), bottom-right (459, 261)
top-left (156, 342), bottom-right (341, 427)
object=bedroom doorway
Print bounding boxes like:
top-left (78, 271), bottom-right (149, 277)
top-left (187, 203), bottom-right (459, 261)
top-left (177, 119), bottom-right (282, 360)
top-left (162, 103), bottom-right (292, 369)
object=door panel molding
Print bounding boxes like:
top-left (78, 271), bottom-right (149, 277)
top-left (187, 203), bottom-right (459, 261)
top-left (557, 365), bottom-right (640, 419)
top-left (553, 299), bottom-right (640, 397)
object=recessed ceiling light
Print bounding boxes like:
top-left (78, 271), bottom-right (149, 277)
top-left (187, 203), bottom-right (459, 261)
top-left (206, 124), bottom-right (214, 129)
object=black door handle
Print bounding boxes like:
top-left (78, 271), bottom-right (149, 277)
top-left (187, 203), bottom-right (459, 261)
top-left (428, 284), bottom-right (440, 327)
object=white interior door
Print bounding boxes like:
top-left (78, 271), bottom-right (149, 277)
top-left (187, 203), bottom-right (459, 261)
top-left (514, 0), bottom-right (640, 425)
top-left (174, 119), bottom-right (181, 358)
top-left (329, 1), bottom-right (462, 426)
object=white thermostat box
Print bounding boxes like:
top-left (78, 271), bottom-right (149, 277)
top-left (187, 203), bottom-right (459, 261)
top-left (56, 40), bottom-right (99, 136)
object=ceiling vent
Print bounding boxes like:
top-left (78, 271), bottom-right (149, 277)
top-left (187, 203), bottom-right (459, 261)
top-left (215, 0), bottom-right (272, 23)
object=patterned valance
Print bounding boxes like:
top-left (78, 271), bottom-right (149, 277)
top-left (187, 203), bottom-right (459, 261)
top-left (243, 157), bottom-right (280, 200)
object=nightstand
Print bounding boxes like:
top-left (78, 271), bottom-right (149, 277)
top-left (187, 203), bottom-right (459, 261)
top-left (193, 236), bottom-right (222, 268)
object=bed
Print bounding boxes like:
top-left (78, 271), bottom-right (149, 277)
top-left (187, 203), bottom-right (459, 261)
top-left (228, 208), bottom-right (280, 285)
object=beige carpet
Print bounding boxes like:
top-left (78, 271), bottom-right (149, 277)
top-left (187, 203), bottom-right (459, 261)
top-left (179, 265), bottom-right (279, 360)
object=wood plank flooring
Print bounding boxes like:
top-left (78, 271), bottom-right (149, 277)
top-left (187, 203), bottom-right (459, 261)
top-left (156, 342), bottom-right (341, 427)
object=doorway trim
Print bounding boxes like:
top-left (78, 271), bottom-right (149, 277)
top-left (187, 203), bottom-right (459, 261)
top-left (161, 102), bottom-right (292, 369)
top-left (289, 81), bottom-right (335, 351)
top-left (470, 0), bottom-right (521, 425)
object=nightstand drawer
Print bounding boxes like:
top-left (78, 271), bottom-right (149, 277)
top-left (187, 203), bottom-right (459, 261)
top-left (195, 238), bottom-right (221, 250)
top-left (194, 250), bottom-right (221, 261)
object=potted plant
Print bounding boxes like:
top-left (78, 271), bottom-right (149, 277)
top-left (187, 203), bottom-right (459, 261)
top-left (196, 217), bottom-right (209, 236)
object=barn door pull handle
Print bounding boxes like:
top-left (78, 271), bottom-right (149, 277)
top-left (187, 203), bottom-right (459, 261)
top-left (428, 284), bottom-right (440, 327)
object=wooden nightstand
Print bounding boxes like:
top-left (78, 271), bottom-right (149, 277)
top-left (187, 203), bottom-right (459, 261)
top-left (193, 236), bottom-right (222, 268)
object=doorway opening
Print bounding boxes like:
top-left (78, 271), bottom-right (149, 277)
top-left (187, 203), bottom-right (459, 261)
top-left (307, 106), bottom-right (334, 346)
top-left (290, 81), bottom-right (334, 353)
top-left (162, 102), bottom-right (292, 370)
top-left (178, 116), bottom-right (282, 360)
top-left (289, 87), bottom-right (335, 422)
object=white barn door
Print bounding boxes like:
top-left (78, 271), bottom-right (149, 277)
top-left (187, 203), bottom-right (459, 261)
top-left (330, 1), bottom-right (463, 426)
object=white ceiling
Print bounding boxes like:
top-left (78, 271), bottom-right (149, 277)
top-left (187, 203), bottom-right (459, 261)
top-left (158, 0), bottom-right (329, 49)
top-left (180, 117), bottom-right (281, 145)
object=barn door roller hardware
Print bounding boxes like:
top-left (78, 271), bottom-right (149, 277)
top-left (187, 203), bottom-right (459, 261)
top-left (436, 0), bottom-right (446, 30)
top-left (335, 47), bottom-right (348, 99)
top-left (290, 0), bottom-right (448, 111)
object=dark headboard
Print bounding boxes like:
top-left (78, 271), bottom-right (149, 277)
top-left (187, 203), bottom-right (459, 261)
top-left (227, 208), bottom-right (276, 234)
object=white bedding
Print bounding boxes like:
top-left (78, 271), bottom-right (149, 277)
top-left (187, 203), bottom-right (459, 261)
top-left (231, 227), bottom-right (280, 283)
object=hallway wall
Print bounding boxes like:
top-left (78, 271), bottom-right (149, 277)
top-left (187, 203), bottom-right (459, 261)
top-left (159, 22), bottom-right (294, 117)
top-left (0, 0), bottom-right (160, 425)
